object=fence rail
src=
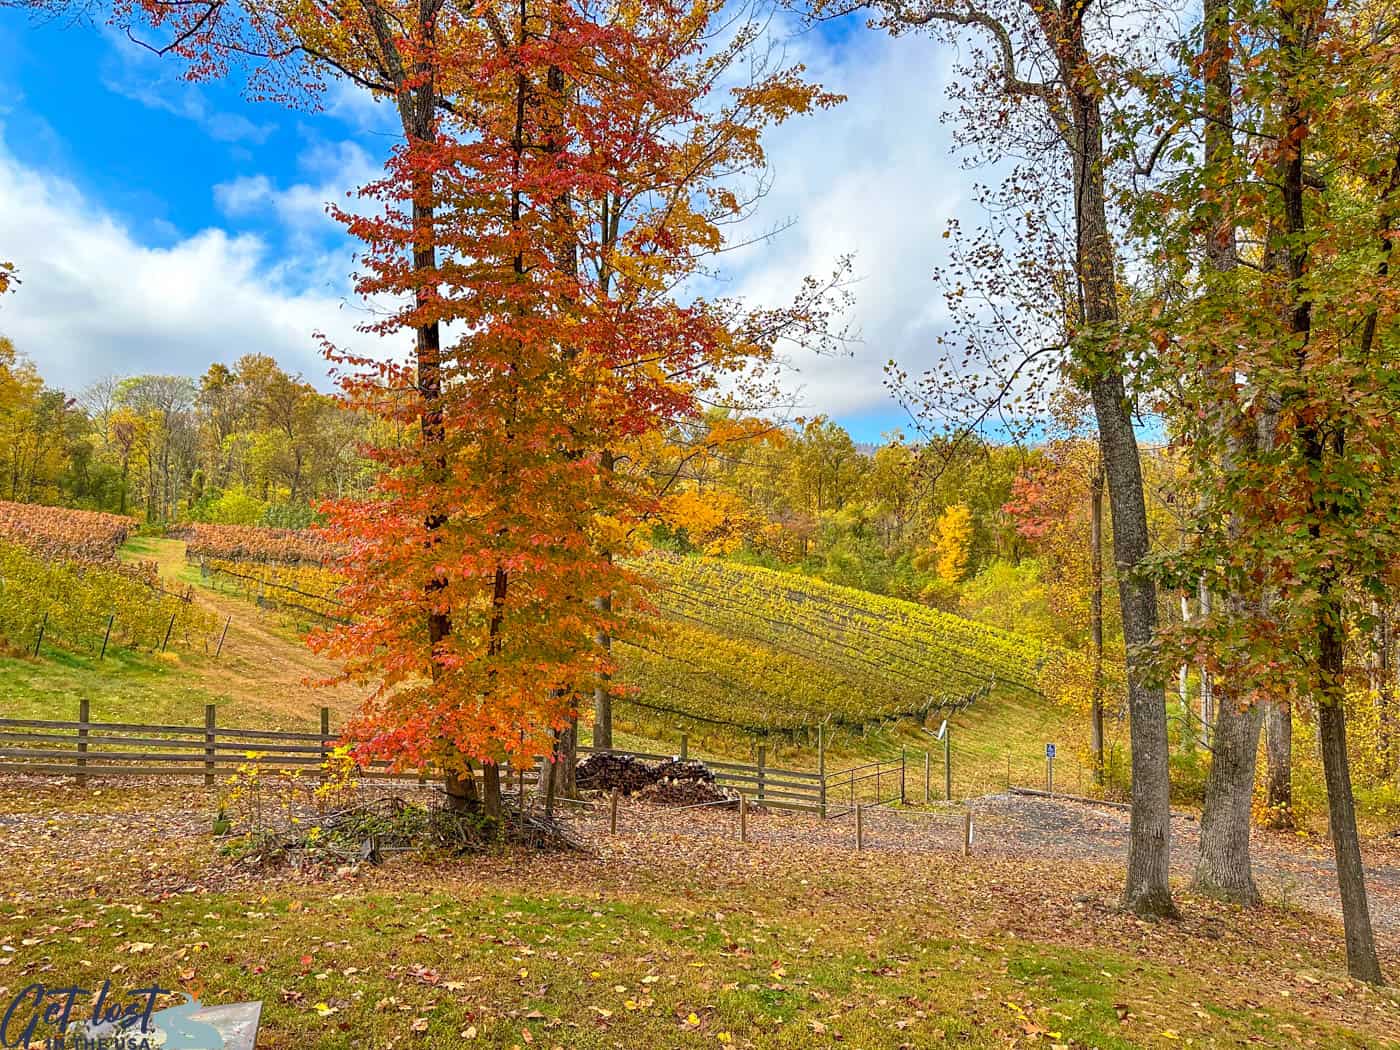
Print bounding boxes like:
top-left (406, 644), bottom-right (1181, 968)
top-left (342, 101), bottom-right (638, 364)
top-left (0, 706), bottom-right (941, 816)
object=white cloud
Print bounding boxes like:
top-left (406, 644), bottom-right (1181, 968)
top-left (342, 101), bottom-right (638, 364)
top-left (719, 24), bottom-right (969, 420)
top-left (0, 134), bottom-right (384, 390)
top-left (213, 140), bottom-right (379, 234)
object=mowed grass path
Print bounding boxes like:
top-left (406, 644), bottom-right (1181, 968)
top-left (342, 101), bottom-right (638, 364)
top-left (2, 782), bottom-right (1398, 1049)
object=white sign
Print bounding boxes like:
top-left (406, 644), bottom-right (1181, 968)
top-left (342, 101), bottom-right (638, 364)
top-left (937, 720), bottom-right (948, 740)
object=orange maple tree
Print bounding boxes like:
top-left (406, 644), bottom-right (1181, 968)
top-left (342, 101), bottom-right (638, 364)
top-left (35, 0), bottom-right (841, 819)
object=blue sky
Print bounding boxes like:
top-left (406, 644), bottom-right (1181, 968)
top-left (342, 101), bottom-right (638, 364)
top-left (0, 8), bottom-right (972, 443)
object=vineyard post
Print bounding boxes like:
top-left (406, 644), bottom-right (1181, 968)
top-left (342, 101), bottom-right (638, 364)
top-left (204, 704), bottom-right (217, 787)
top-left (319, 706), bottom-right (330, 778)
top-left (161, 611), bottom-right (176, 653)
top-left (99, 614), bottom-right (114, 660)
top-left (609, 789), bottom-right (619, 834)
top-left (817, 725), bottom-right (827, 818)
top-left (756, 745), bottom-right (766, 802)
top-left (215, 615), bottom-right (231, 658)
top-left (739, 793), bottom-right (748, 843)
top-left (924, 751), bottom-right (931, 803)
top-left (900, 748), bottom-right (906, 804)
top-left (680, 733), bottom-right (688, 761)
top-left (962, 808), bottom-right (973, 857)
top-left (76, 698), bottom-right (89, 788)
top-left (33, 611), bottom-right (47, 657)
top-left (855, 803), bottom-right (864, 851)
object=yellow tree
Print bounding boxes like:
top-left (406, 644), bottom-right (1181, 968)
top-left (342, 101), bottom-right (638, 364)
top-left (931, 503), bottom-right (973, 584)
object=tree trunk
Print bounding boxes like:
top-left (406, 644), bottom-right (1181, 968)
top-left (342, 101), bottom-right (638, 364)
top-left (482, 761), bottom-right (503, 823)
top-left (369, 2), bottom-right (457, 817)
top-left (1262, 701), bottom-right (1293, 825)
top-left (1197, 579), bottom-right (1214, 746)
top-left (1193, 47), bottom-right (1271, 892)
top-left (1089, 468), bottom-right (1105, 785)
top-left (1192, 693), bottom-right (1264, 903)
top-left (592, 445), bottom-right (615, 749)
top-left (1276, 0), bottom-right (1378, 979)
top-left (1383, 606), bottom-right (1398, 780)
top-left (537, 721), bottom-right (577, 808)
top-left (1092, 371), bottom-right (1176, 918)
top-left (1317, 637), bottom-right (1384, 982)
top-left (1178, 594), bottom-right (1193, 753)
top-left (1371, 604), bottom-right (1395, 779)
top-left (445, 767), bottom-right (479, 813)
top-left (1073, 87), bottom-right (1174, 916)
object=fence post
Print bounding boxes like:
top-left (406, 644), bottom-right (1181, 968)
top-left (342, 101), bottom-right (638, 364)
top-left (739, 794), bottom-right (748, 843)
top-left (99, 615), bottom-right (114, 661)
top-left (33, 611), bottom-right (47, 658)
top-left (962, 809), bottom-right (973, 857)
top-left (76, 698), bottom-right (90, 787)
top-left (680, 733), bottom-right (688, 761)
top-left (900, 748), bottom-right (906, 803)
top-left (609, 789), bottom-right (619, 834)
top-left (161, 611), bottom-right (176, 653)
top-left (817, 724), bottom-right (827, 818)
top-left (924, 750), bottom-right (931, 803)
top-left (214, 615), bottom-right (231, 659)
top-left (855, 803), bottom-right (864, 851)
top-left (319, 706), bottom-right (331, 776)
top-left (756, 745), bottom-right (766, 802)
top-left (944, 726), bottom-right (952, 801)
top-left (204, 704), bottom-right (217, 787)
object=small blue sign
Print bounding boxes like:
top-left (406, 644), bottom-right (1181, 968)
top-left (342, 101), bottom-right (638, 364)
top-left (1045, 743), bottom-right (1056, 759)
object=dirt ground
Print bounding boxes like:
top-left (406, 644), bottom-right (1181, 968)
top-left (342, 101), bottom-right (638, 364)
top-left (603, 791), bottom-right (1400, 943)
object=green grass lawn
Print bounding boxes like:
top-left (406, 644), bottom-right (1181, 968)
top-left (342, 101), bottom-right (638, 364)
top-left (0, 645), bottom-right (217, 723)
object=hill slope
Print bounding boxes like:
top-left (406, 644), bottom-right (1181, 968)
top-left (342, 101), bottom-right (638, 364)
top-left (616, 555), bottom-right (1046, 736)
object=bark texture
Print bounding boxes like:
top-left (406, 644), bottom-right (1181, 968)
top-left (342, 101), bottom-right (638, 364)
top-left (1192, 697), bottom-right (1263, 903)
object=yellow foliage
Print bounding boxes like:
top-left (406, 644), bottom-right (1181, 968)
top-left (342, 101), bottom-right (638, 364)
top-left (932, 503), bottom-right (974, 584)
top-left (661, 489), bottom-right (763, 555)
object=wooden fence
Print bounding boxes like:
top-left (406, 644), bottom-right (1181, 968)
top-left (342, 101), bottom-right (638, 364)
top-left (0, 704), bottom-right (877, 815)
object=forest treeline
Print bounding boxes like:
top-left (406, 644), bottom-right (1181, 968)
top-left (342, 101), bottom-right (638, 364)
top-left (0, 338), bottom-right (369, 526)
top-left (0, 333), bottom-right (1046, 594)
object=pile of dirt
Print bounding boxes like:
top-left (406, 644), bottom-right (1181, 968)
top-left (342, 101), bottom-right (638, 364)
top-left (576, 754), bottom-right (718, 795)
